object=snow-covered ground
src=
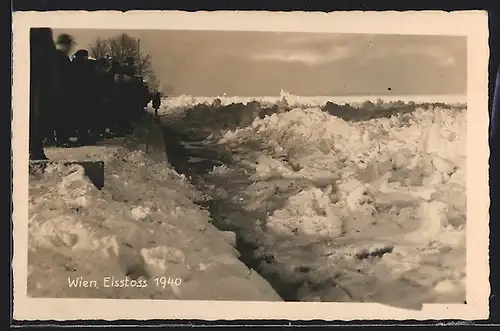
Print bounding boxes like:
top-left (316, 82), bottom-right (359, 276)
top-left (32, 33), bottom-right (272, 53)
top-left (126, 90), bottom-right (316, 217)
top-left (28, 93), bottom-right (466, 306)
top-left (159, 93), bottom-right (467, 307)
top-left (27, 126), bottom-right (281, 301)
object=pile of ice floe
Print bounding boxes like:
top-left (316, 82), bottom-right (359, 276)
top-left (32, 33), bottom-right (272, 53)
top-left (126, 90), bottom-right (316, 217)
top-left (208, 103), bottom-right (466, 303)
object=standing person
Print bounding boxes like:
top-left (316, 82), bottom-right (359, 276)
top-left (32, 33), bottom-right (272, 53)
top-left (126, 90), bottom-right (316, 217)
top-left (111, 60), bottom-right (133, 136)
top-left (53, 33), bottom-right (75, 146)
top-left (110, 60), bottom-right (136, 136)
top-left (123, 56), bottom-right (136, 76)
top-left (95, 58), bottom-right (114, 138)
top-left (124, 57), bottom-right (151, 123)
top-left (71, 49), bottom-right (96, 145)
top-left (120, 57), bottom-right (142, 133)
top-left (86, 58), bottom-right (102, 140)
top-left (109, 59), bottom-right (122, 76)
top-left (152, 90), bottom-right (162, 116)
top-left (108, 60), bottom-right (123, 136)
top-left (29, 28), bottom-right (61, 160)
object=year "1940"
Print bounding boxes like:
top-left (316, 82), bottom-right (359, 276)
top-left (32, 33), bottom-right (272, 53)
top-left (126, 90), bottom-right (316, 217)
top-left (152, 277), bottom-right (183, 288)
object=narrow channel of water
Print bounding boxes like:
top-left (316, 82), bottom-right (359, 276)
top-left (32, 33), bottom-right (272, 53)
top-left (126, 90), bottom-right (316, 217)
top-left (158, 123), bottom-right (307, 301)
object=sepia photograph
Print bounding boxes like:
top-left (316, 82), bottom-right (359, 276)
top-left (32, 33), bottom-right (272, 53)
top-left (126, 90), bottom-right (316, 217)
top-left (12, 11), bottom-right (489, 321)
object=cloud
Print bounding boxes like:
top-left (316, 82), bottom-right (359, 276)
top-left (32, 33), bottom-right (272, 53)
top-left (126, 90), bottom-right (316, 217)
top-left (250, 45), bottom-right (355, 66)
top-left (365, 43), bottom-right (458, 67)
top-left (247, 35), bottom-right (459, 68)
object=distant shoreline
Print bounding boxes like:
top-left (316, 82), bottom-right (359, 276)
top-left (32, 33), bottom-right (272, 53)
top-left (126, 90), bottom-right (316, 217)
top-left (165, 94), bottom-right (467, 105)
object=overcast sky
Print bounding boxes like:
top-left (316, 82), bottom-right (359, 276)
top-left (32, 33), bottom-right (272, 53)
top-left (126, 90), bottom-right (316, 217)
top-left (53, 29), bottom-right (467, 97)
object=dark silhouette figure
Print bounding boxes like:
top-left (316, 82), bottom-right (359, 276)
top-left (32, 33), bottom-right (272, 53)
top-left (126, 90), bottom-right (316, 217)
top-left (29, 28), bottom-right (62, 160)
top-left (123, 56), bottom-right (136, 76)
top-left (109, 60), bottom-right (121, 76)
top-left (87, 58), bottom-right (102, 137)
top-left (152, 91), bottom-right (162, 116)
top-left (95, 58), bottom-right (114, 138)
top-left (108, 60), bottom-right (127, 136)
top-left (71, 49), bottom-right (97, 144)
top-left (53, 33), bottom-right (75, 146)
top-left (112, 64), bottom-right (133, 135)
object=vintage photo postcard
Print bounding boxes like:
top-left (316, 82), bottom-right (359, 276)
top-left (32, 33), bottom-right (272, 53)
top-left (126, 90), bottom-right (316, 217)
top-left (12, 10), bottom-right (489, 321)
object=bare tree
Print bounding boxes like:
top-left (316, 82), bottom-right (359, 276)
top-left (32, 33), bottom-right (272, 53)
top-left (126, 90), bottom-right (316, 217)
top-left (88, 33), bottom-right (158, 89)
top-left (88, 37), bottom-right (108, 59)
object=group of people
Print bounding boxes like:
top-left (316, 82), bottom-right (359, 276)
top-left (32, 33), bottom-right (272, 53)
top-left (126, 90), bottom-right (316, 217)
top-left (29, 29), bottom-right (162, 160)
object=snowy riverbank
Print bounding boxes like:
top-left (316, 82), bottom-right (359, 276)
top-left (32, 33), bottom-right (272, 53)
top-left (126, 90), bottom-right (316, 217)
top-left (27, 115), bottom-right (282, 301)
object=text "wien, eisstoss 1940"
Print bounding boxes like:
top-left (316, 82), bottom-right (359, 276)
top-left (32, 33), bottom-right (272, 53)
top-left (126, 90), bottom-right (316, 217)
top-left (67, 276), bottom-right (183, 290)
